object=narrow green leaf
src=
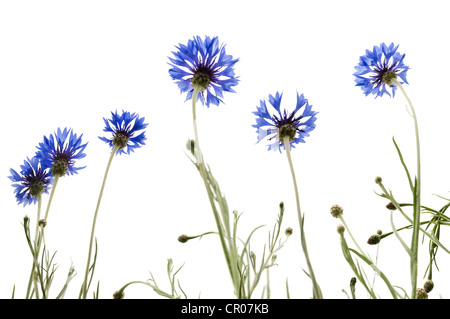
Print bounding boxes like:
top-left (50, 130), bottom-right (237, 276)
top-left (393, 137), bottom-right (414, 192)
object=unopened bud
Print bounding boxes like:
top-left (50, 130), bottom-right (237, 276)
top-left (271, 254), bottom-right (277, 264)
top-left (416, 288), bottom-right (428, 299)
top-left (113, 290), bottom-right (125, 299)
top-left (337, 224), bottom-right (345, 235)
top-left (285, 227), bottom-right (293, 236)
top-left (38, 219), bottom-right (47, 228)
top-left (386, 202), bottom-right (397, 210)
top-left (367, 234), bottom-right (381, 245)
top-left (178, 234), bottom-right (189, 243)
top-left (250, 251), bottom-right (256, 266)
top-left (375, 176), bottom-right (382, 184)
top-left (424, 280), bottom-right (434, 293)
top-left (186, 139), bottom-right (195, 156)
top-left (330, 205), bottom-right (343, 218)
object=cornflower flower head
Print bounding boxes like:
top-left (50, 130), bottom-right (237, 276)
top-left (168, 35), bottom-right (239, 107)
top-left (36, 127), bottom-right (88, 177)
top-left (99, 110), bottom-right (148, 155)
top-left (354, 42), bottom-right (409, 98)
top-left (9, 157), bottom-right (53, 206)
top-left (253, 92), bottom-right (318, 152)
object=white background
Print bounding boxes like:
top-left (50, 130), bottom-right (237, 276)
top-left (1, 0), bottom-right (450, 299)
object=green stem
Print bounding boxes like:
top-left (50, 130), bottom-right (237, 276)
top-left (190, 88), bottom-right (240, 295)
top-left (44, 175), bottom-right (59, 222)
top-left (28, 175), bottom-right (60, 299)
top-left (31, 195), bottom-right (43, 299)
top-left (191, 87), bottom-right (203, 164)
top-left (392, 78), bottom-right (421, 299)
top-left (339, 213), bottom-right (394, 293)
top-left (248, 237), bottom-right (288, 298)
top-left (378, 182), bottom-right (450, 254)
top-left (338, 215), bottom-right (365, 258)
top-left (283, 136), bottom-right (322, 299)
top-left (81, 145), bottom-right (118, 299)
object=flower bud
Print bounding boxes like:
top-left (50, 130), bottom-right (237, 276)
top-left (416, 288), bottom-right (428, 299)
top-left (424, 280), bottom-right (434, 293)
top-left (386, 202), bottom-right (396, 210)
top-left (271, 254), bottom-right (277, 264)
top-left (113, 290), bottom-right (125, 299)
top-left (178, 234), bottom-right (189, 243)
top-left (330, 204), bottom-right (343, 218)
top-left (375, 176), bottom-right (382, 184)
top-left (186, 139), bottom-right (195, 156)
top-left (337, 224), bottom-right (345, 235)
top-left (285, 227), bottom-right (293, 236)
top-left (367, 234), bottom-right (381, 245)
top-left (38, 219), bottom-right (47, 228)
top-left (250, 251), bottom-right (256, 267)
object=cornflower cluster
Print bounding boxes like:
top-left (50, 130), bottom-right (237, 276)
top-left (7, 36), bottom-right (447, 302)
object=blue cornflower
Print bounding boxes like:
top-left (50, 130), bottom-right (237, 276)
top-left (354, 42), bottom-right (409, 98)
top-left (168, 35), bottom-right (239, 107)
top-left (9, 157), bottom-right (53, 206)
top-left (36, 127), bottom-right (88, 177)
top-left (253, 92), bottom-right (318, 152)
top-left (99, 110), bottom-right (148, 155)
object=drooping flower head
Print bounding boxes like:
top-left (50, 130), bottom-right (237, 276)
top-left (99, 110), bottom-right (148, 155)
top-left (9, 157), bottom-right (53, 206)
top-left (168, 35), bottom-right (239, 107)
top-left (354, 42), bottom-right (409, 98)
top-left (253, 92), bottom-right (318, 152)
top-left (36, 127), bottom-right (88, 177)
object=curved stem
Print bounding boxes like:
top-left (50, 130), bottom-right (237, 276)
top-left (283, 137), bottom-right (322, 299)
top-left (81, 145), bottom-right (118, 299)
top-left (392, 78), bottom-right (421, 299)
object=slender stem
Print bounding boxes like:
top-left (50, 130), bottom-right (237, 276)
top-left (190, 88), bottom-right (240, 295)
top-left (377, 182), bottom-right (450, 254)
top-left (191, 87), bottom-right (203, 164)
top-left (339, 214), bottom-right (389, 283)
top-left (248, 237), bottom-right (288, 298)
top-left (29, 175), bottom-right (60, 298)
top-left (81, 145), bottom-right (118, 299)
top-left (392, 78), bottom-right (421, 299)
top-left (338, 215), bottom-right (366, 258)
top-left (43, 175), bottom-right (59, 222)
top-left (31, 195), bottom-right (43, 299)
top-left (283, 137), bottom-right (322, 299)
